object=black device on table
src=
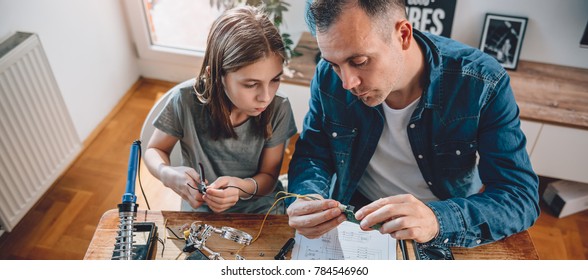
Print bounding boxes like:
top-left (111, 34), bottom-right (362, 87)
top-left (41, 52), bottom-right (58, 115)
top-left (112, 222), bottom-right (158, 260)
top-left (275, 238), bottom-right (296, 260)
top-left (186, 248), bottom-right (210, 260)
top-left (413, 241), bottom-right (455, 260)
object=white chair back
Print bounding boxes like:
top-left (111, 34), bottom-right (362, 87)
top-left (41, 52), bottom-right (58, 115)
top-left (140, 89), bottom-right (182, 165)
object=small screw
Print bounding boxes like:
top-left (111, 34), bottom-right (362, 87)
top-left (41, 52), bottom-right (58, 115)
top-left (259, 252), bottom-right (265, 257)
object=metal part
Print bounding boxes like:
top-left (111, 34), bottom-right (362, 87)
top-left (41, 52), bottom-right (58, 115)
top-left (113, 209), bottom-right (137, 260)
top-left (196, 162), bottom-right (207, 194)
top-left (182, 221), bottom-right (252, 260)
top-left (219, 226), bottom-right (253, 245)
top-left (112, 140), bottom-right (141, 260)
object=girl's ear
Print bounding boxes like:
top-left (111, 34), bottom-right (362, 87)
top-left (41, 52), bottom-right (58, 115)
top-left (205, 65), bottom-right (211, 76)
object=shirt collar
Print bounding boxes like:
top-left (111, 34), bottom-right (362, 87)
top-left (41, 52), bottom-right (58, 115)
top-left (412, 29), bottom-right (443, 110)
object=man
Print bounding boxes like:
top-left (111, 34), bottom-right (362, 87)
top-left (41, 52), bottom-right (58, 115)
top-left (286, 0), bottom-right (539, 248)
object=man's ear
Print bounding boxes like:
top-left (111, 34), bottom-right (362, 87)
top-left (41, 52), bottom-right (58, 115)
top-left (397, 19), bottom-right (413, 50)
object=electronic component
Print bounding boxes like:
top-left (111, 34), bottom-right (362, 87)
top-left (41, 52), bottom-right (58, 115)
top-left (339, 204), bottom-right (383, 230)
top-left (186, 248), bottom-right (210, 260)
top-left (274, 238), bottom-right (295, 260)
top-left (196, 162), bottom-right (207, 194)
top-left (413, 241), bottom-right (455, 260)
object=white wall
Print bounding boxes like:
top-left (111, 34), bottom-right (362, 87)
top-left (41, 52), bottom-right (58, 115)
top-left (451, 0), bottom-right (588, 69)
top-left (0, 0), bottom-right (140, 141)
top-left (282, 0), bottom-right (588, 69)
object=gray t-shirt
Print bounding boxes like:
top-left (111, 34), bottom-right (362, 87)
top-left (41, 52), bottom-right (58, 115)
top-left (153, 79), bottom-right (297, 214)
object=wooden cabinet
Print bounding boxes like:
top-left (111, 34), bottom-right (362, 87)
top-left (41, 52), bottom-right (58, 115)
top-left (520, 120), bottom-right (542, 155)
top-left (530, 124), bottom-right (588, 184)
top-left (520, 120), bottom-right (588, 184)
top-left (512, 61), bottom-right (588, 184)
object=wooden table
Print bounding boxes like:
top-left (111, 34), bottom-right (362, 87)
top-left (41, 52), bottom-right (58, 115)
top-left (85, 209), bottom-right (538, 260)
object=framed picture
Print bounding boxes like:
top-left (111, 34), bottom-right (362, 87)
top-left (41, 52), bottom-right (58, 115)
top-left (581, 21), bottom-right (588, 48)
top-left (479, 14), bottom-right (528, 70)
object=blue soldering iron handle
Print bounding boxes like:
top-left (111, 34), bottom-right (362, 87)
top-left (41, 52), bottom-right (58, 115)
top-left (121, 140), bottom-right (141, 203)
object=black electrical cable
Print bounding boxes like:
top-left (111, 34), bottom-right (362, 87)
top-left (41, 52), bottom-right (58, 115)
top-left (136, 141), bottom-right (151, 210)
top-left (186, 183), bottom-right (272, 198)
top-left (166, 226), bottom-right (183, 240)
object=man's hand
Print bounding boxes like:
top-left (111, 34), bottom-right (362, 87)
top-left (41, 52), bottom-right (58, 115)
top-left (355, 194), bottom-right (439, 243)
top-left (286, 195), bottom-right (346, 239)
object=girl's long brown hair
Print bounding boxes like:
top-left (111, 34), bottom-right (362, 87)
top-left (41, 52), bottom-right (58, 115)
top-left (195, 5), bottom-right (286, 140)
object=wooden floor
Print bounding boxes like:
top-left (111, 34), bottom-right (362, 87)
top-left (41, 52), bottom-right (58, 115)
top-left (0, 78), bottom-right (587, 259)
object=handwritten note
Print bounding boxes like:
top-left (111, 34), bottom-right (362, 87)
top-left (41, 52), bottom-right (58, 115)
top-left (291, 221), bottom-right (397, 260)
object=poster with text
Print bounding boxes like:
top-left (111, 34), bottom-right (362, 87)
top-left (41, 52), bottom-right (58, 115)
top-left (405, 0), bottom-right (457, 38)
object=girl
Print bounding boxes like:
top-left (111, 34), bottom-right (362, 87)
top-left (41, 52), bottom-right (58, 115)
top-left (144, 5), bottom-right (297, 214)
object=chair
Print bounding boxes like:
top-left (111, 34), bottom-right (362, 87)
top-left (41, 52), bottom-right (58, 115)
top-left (140, 87), bottom-right (182, 166)
top-left (137, 85), bottom-right (184, 211)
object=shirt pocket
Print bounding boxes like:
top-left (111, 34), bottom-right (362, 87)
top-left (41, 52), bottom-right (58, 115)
top-left (324, 119), bottom-right (357, 168)
top-left (434, 140), bottom-right (478, 175)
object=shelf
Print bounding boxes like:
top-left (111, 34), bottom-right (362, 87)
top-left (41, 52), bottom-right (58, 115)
top-left (508, 61), bottom-right (588, 130)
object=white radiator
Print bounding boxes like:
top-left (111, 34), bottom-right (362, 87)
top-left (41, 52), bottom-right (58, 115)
top-left (0, 32), bottom-right (81, 233)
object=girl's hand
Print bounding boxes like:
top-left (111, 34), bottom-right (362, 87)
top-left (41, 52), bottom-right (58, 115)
top-left (203, 176), bottom-right (243, 213)
top-left (159, 165), bottom-right (205, 209)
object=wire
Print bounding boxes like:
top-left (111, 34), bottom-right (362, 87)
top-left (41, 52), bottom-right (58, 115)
top-left (234, 191), bottom-right (320, 256)
top-left (160, 218), bottom-right (168, 257)
top-left (185, 184), bottom-right (275, 199)
top-left (166, 226), bottom-right (183, 240)
top-left (136, 141), bottom-right (151, 210)
top-left (157, 236), bottom-right (165, 258)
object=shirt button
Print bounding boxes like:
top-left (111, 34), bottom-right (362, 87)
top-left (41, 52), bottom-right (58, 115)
top-left (332, 132), bottom-right (337, 138)
top-left (427, 181), bottom-right (432, 186)
top-left (476, 239), bottom-right (481, 244)
top-left (455, 150), bottom-right (461, 155)
top-left (418, 154), bottom-right (423, 159)
top-left (340, 160), bottom-right (344, 164)
top-left (443, 238), bottom-right (449, 244)
top-left (409, 124), bottom-right (415, 129)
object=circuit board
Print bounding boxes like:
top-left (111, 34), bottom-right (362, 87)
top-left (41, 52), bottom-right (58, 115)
top-left (342, 205), bottom-right (383, 230)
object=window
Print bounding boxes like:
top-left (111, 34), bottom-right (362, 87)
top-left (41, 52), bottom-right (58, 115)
top-left (124, 0), bottom-right (225, 77)
top-left (142, 0), bottom-right (223, 52)
top-left (124, 0), bottom-right (306, 81)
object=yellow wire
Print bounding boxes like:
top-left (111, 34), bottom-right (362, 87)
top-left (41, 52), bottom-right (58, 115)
top-left (234, 191), bottom-right (320, 256)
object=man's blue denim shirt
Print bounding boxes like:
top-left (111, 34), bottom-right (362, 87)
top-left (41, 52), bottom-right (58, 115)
top-left (287, 29), bottom-right (540, 248)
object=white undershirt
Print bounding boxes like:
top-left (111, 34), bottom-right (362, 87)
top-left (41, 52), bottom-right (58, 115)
top-left (358, 97), bottom-right (438, 202)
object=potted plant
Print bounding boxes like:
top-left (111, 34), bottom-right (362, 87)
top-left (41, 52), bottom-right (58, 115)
top-left (210, 0), bottom-right (301, 59)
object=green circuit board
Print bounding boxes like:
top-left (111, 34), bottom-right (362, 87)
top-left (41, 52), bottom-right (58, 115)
top-left (343, 206), bottom-right (383, 230)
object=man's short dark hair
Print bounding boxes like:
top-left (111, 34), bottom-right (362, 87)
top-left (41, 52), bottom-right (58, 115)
top-left (306, 0), bottom-right (406, 34)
